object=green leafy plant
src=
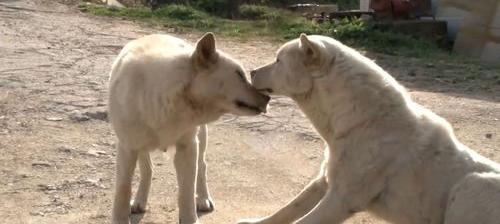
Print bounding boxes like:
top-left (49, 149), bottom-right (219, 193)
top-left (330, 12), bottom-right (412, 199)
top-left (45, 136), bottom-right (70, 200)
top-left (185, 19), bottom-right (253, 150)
top-left (79, 3), bottom-right (443, 57)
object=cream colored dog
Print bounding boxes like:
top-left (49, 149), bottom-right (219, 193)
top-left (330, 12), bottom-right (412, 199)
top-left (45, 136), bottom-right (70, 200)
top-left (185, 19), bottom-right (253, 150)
top-left (108, 33), bottom-right (269, 224)
top-left (240, 34), bottom-right (500, 224)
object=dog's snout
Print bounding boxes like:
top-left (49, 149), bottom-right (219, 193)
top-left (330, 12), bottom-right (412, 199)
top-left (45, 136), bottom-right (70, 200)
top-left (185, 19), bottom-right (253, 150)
top-left (250, 70), bottom-right (257, 79)
top-left (262, 94), bottom-right (271, 103)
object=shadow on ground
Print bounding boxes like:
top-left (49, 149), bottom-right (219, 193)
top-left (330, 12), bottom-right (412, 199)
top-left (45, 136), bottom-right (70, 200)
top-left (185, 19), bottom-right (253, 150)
top-left (370, 53), bottom-right (500, 103)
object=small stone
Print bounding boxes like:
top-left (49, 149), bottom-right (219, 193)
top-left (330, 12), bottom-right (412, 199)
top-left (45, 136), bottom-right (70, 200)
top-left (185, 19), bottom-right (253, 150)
top-left (308, 155), bottom-right (318, 160)
top-left (83, 178), bottom-right (106, 188)
top-left (83, 178), bottom-right (99, 185)
top-left (30, 211), bottom-right (45, 216)
top-left (408, 70), bottom-right (416, 77)
top-left (87, 149), bottom-right (107, 157)
top-left (83, 109), bottom-right (108, 121)
top-left (485, 133), bottom-right (492, 139)
top-left (45, 117), bottom-right (63, 121)
top-left (32, 162), bottom-right (51, 167)
top-left (38, 184), bottom-right (57, 191)
top-left (57, 146), bottom-right (73, 153)
top-left (69, 112), bottom-right (90, 122)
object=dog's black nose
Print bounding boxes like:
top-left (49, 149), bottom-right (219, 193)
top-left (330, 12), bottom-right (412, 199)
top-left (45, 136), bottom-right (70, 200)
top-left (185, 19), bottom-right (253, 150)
top-left (262, 94), bottom-right (271, 103)
top-left (250, 70), bottom-right (257, 79)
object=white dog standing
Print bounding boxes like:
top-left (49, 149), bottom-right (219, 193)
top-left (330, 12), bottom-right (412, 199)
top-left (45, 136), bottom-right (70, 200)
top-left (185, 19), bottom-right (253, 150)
top-left (108, 33), bottom-right (269, 224)
top-left (241, 34), bottom-right (500, 224)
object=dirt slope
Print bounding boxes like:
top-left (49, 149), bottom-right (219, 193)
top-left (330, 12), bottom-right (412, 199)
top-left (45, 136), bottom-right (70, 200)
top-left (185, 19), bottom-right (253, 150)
top-left (0, 1), bottom-right (498, 224)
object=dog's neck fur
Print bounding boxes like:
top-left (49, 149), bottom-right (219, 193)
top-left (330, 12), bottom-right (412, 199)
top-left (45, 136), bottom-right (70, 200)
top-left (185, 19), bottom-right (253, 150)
top-left (292, 51), bottom-right (410, 147)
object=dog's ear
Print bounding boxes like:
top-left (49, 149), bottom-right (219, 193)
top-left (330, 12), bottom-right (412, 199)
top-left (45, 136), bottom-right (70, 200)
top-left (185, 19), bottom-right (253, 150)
top-left (193, 32), bottom-right (219, 69)
top-left (299, 33), bottom-right (321, 66)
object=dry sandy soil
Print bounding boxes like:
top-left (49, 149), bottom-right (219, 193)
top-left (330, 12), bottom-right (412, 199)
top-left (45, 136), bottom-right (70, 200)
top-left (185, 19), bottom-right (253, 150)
top-left (0, 1), bottom-right (499, 223)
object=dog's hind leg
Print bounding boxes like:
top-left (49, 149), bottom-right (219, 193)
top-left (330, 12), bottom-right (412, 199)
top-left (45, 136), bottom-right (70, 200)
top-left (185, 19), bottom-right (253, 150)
top-left (444, 173), bottom-right (500, 224)
top-left (131, 152), bottom-right (153, 214)
top-left (112, 143), bottom-right (139, 224)
top-left (196, 124), bottom-right (215, 213)
top-left (238, 159), bottom-right (328, 224)
top-left (175, 129), bottom-right (200, 224)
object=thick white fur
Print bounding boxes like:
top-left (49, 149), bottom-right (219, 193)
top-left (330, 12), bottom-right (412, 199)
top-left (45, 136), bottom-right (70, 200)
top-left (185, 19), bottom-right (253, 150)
top-left (242, 34), bottom-right (500, 224)
top-left (109, 33), bottom-right (268, 224)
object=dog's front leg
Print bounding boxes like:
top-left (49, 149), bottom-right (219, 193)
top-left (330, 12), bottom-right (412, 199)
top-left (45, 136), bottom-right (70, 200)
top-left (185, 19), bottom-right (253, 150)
top-left (238, 175), bottom-right (327, 224)
top-left (293, 188), bottom-right (352, 224)
top-left (294, 156), bottom-right (386, 224)
top-left (175, 129), bottom-right (200, 224)
top-left (112, 143), bottom-right (139, 224)
top-left (238, 151), bottom-right (330, 224)
top-left (196, 124), bottom-right (214, 213)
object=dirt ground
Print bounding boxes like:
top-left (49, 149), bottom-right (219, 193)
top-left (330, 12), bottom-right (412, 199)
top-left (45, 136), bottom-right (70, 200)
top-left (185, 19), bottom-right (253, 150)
top-left (0, 1), bottom-right (499, 224)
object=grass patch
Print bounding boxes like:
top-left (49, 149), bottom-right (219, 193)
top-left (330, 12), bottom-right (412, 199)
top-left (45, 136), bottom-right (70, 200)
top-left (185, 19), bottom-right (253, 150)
top-left (79, 3), bottom-right (444, 57)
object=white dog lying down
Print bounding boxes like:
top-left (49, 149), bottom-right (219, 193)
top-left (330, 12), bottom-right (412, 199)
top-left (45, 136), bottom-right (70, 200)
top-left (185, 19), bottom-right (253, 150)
top-left (108, 33), bottom-right (269, 224)
top-left (240, 34), bottom-right (500, 224)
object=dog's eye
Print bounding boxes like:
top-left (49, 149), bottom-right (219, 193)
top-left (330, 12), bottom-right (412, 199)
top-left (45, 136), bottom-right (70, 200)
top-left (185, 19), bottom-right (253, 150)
top-left (276, 58), bottom-right (280, 63)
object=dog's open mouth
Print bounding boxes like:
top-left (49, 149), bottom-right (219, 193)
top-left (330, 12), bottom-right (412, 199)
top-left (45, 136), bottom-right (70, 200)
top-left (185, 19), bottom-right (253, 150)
top-left (257, 88), bottom-right (274, 95)
top-left (235, 100), bottom-right (262, 113)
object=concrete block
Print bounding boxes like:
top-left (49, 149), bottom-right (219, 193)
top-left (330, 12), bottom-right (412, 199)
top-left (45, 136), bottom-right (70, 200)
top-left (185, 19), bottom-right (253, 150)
top-left (453, 25), bottom-right (487, 57)
top-left (480, 41), bottom-right (500, 64)
top-left (490, 2), bottom-right (500, 29)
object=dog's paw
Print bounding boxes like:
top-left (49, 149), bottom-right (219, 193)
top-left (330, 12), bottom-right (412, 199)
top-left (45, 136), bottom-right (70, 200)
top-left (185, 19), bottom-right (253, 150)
top-left (196, 197), bottom-right (214, 213)
top-left (179, 218), bottom-right (201, 224)
top-left (237, 218), bottom-right (267, 224)
top-left (112, 218), bottom-right (131, 224)
top-left (130, 200), bottom-right (147, 214)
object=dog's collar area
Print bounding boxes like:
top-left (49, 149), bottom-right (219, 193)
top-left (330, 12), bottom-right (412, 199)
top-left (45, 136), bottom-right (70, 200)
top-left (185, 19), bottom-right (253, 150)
top-left (311, 72), bottom-right (330, 79)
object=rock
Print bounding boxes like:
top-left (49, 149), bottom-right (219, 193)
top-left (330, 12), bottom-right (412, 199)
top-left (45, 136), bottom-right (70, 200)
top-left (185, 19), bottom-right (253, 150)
top-left (83, 109), bottom-right (107, 121)
top-left (69, 108), bottom-right (108, 122)
top-left (69, 112), bottom-right (90, 122)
